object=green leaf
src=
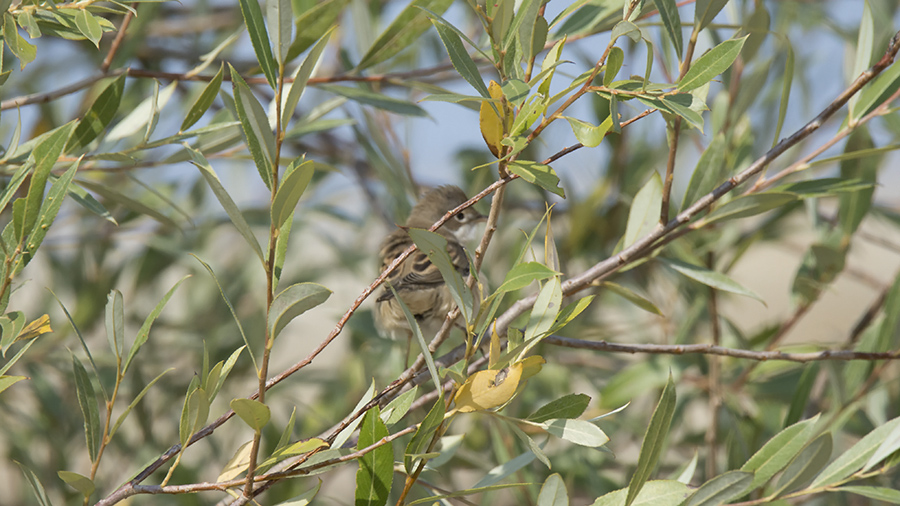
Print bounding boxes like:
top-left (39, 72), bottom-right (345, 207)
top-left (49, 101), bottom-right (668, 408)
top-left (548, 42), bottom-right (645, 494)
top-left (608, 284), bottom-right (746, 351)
top-left (110, 367), bottom-right (173, 438)
top-left (661, 258), bottom-right (764, 303)
top-left (652, 0), bottom-right (682, 58)
top-left (357, 0), bottom-right (454, 70)
top-left (0, 375), bottom-right (26, 394)
top-left (838, 128), bottom-right (878, 237)
top-left (405, 394), bottom-right (445, 473)
top-left (496, 262), bottom-right (560, 293)
top-left (604, 47), bottom-right (624, 87)
top-left (238, 0), bottom-right (277, 87)
top-left (849, 0), bottom-right (875, 113)
top-left (528, 393), bottom-right (591, 423)
top-left (3, 13), bottom-right (36, 69)
top-left (287, 0), bottom-right (349, 60)
top-left (472, 450), bottom-right (536, 488)
top-left (231, 398), bottom-right (271, 431)
top-left (104, 289), bottom-right (125, 359)
top-left (318, 84), bottom-right (427, 117)
top-left (187, 145), bottom-right (265, 264)
top-left (685, 471), bottom-right (753, 506)
top-left (23, 122), bottom-right (76, 237)
top-left (355, 407), bottom-right (393, 506)
top-left (625, 373), bottom-right (676, 506)
top-left (524, 276), bottom-right (562, 342)
top-left (875, 270), bottom-right (900, 351)
top-left (834, 486), bottom-right (900, 504)
top-left (772, 42), bottom-right (794, 147)
top-left (179, 387), bottom-right (210, 446)
top-left (862, 418), bottom-right (900, 473)
top-left (549, 295), bottom-right (595, 334)
top-left (851, 53), bottom-right (900, 120)
top-left (811, 417), bottom-right (900, 488)
top-left (124, 276), bottom-right (189, 373)
top-left (381, 386), bottom-right (418, 426)
top-left (431, 19), bottom-right (489, 98)
top-left (267, 0), bottom-right (293, 66)
top-left (784, 363), bottom-right (819, 427)
top-left (282, 28), bottom-right (333, 127)
top-left (17, 11), bottom-right (41, 39)
top-left (107, 80), bottom-right (176, 142)
top-left (705, 192), bottom-right (798, 224)
top-left (678, 36), bottom-right (748, 92)
top-left (73, 9), bottom-right (102, 48)
top-left (537, 418), bottom-right (609, 447)
top-left (230, 66), bottom-right (276, 189)
top-left (181, 63), bottom-right (225, 131)
top-left (694, 0), bottom-right (728, 30)
top-left (67, 74), bottom-right (127, 150)
top-left (774, 432), bottom-right (832, 494)
top-left (537, 473), bottom-right (568, 506)
top-left (268, 282), bottom-right (332, 338)
top-left (508, 160), bottom-right (565, 197)
top-left (602, 282), bottom-right (663, 316)
top-left (623, 172), bottom-right (662, 249)
top-left (72, 355), bottom-right (101, 462)
top-left (15, 461), bottom-right (52, 506)
top-left (565, 115), bottom-right (612, 148)
top-left (408, 228), bottom-right (474, 323)
top-left (58, 470), bottom-right (96, 498)
top-left (271, 159), bottom-right (314, 230)
top-left (774, 177), bottom-right (874, 198)
top-left (590, 480), bottom-right (690, 506)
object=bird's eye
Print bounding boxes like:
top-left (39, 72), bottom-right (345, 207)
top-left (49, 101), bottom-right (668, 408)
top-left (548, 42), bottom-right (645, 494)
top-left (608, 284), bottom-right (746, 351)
top-left (455, 212), bottom-right (465, 221)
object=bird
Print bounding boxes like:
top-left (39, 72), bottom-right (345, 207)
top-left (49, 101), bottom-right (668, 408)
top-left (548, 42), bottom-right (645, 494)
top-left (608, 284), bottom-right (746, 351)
top-left (375, 185), bottom-right (487, 343)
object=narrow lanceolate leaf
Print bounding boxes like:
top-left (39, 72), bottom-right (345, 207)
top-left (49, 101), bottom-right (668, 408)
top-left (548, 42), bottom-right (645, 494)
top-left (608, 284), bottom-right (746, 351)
top-left (431, 19), bottom-right (489, 98)
top-left (15, 461), bottom-right (52, 506)
top-left (603, 282), bottom-right (663, 316)
top-left (21, 158), bottom-right (81, 269)
top-left (318, 84), bottom-right (426, 117)
top-left (355, 407), bottom-right (392, 506)
top-left (267, 282), bottom-right (332, 338)
top-left (187, 145), bottom-right (265, 264)
top-left (105, 289), bottom-right (125, 360)
top-left (678, 36), bottom-right (748, 92)
top-left (110, 367), bottom-right (174, 438)
top-left (271, 159), bottom-right (314, 230)
top-left (528, 393), bottom-right (591, 423)
top-left (625, 373), bottom-right (676, 506)
top-left (267, 0), bottom-right (293, 66)
top-left (74, 9), bottom-right (103, 48)
top-left (238, 0), bottom-right (277, 87)
top-left (231, 398), bottom-right (271, 431)
top-left (592, 480), bottom-right (690, 506)
top-left (180, 387), bottom-right (210, 446)
top-left (124, 276), bottom-right (189, 373)
top-left (660, 258), bottom-right (764, 303)
top-left (538, 418), bottom-right (609, 447)
top-left (685, 471), bottom-right (753, 506)
top-left (67, 74), bottom-right (127, 150)
top-left (357, 0), bottom-right (453, 70)
top-left (496, 262), bottom-right (560, 293)
top-left (681, 134), bottom-right (726, 212)
top-left (851, 53), bottom-right (900, 120)
top-left (508, 161), bottom-right (565, 197)
top-left (775, 432), bottom-right (832, 494)
top-left (405, 394), bottom-right (445, 473)
top-left (705, 193), bottom-right (798, 224)
top-left (58, 470), bottom-right (95, 498)
top-left (181, 63), bottom-right (225, 131)
top-left (623, 172), bottom-right (662, 249)
top-left (72, 355), bottom-right (101, 462)
top-left (862, 417), bottom-right (900, 473)
top-left (537, 473), bottom-right (568, 506)
top-left (282, 28), bottom-right (333, 127)
top-left (23, 122), bottom-right (77, 237)
top-left (230, 66), bottom-right (276, 189)
top-left (0, 375), bottom-right (26, 394)
top-left (652, 0), bottom-right (682, 58)
top-left (525, 277), bottom-right (562, 343)
top-left (218, 440), bottom-right (253, 482)
top-left (811, 417), bottom-right (900, 488)
top-left (834, 486), bottom-right (900, 504)
top-left (287, 0), bottom-right (349, 60)
top-left (694, 0), bottom-right (728, 31)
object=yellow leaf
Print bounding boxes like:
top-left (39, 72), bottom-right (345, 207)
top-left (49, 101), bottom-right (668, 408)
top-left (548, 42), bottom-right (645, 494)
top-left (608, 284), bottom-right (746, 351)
top-left (479, 80), bottom-right (509, 158)
top-left (17, 314), bottom-right (51, 341)
top-left (489, 321), bottom-right (500, 368)
top-left (455, 356), bottom-right (544, 413)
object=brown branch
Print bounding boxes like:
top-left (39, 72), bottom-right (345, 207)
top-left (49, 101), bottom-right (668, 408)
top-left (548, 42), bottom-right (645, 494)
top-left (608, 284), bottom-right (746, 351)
top-left (100, 6), bottom-right (136, 73)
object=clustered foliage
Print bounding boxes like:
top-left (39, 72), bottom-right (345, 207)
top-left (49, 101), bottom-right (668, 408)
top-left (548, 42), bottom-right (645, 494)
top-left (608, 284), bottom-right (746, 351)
top-left (0, 0), bottom-right (899, 505)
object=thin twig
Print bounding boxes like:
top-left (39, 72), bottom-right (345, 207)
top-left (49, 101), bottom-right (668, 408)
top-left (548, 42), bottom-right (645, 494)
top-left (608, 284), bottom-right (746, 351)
top-left (100, 7), bottom-right (136, 73)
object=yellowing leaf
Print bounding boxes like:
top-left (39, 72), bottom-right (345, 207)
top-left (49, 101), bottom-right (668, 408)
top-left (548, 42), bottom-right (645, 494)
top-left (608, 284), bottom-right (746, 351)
top-left (455, 356), bottom-right (544, 412)
top-left (489, 322), bottom-right (500, 368)
top-left (479, 80), bottom-right (510, 158)
top-left (17, 314), bottom-right (51, 341)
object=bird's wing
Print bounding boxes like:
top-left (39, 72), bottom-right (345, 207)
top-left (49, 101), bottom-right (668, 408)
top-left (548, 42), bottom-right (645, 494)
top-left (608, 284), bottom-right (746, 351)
top-left (377, 229), bottom-right (470, 299)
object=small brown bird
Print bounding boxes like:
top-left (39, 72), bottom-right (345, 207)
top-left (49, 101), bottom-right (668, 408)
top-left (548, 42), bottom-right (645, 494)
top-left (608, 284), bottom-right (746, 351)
top-left (375, 185), bottom-right (486, 341)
